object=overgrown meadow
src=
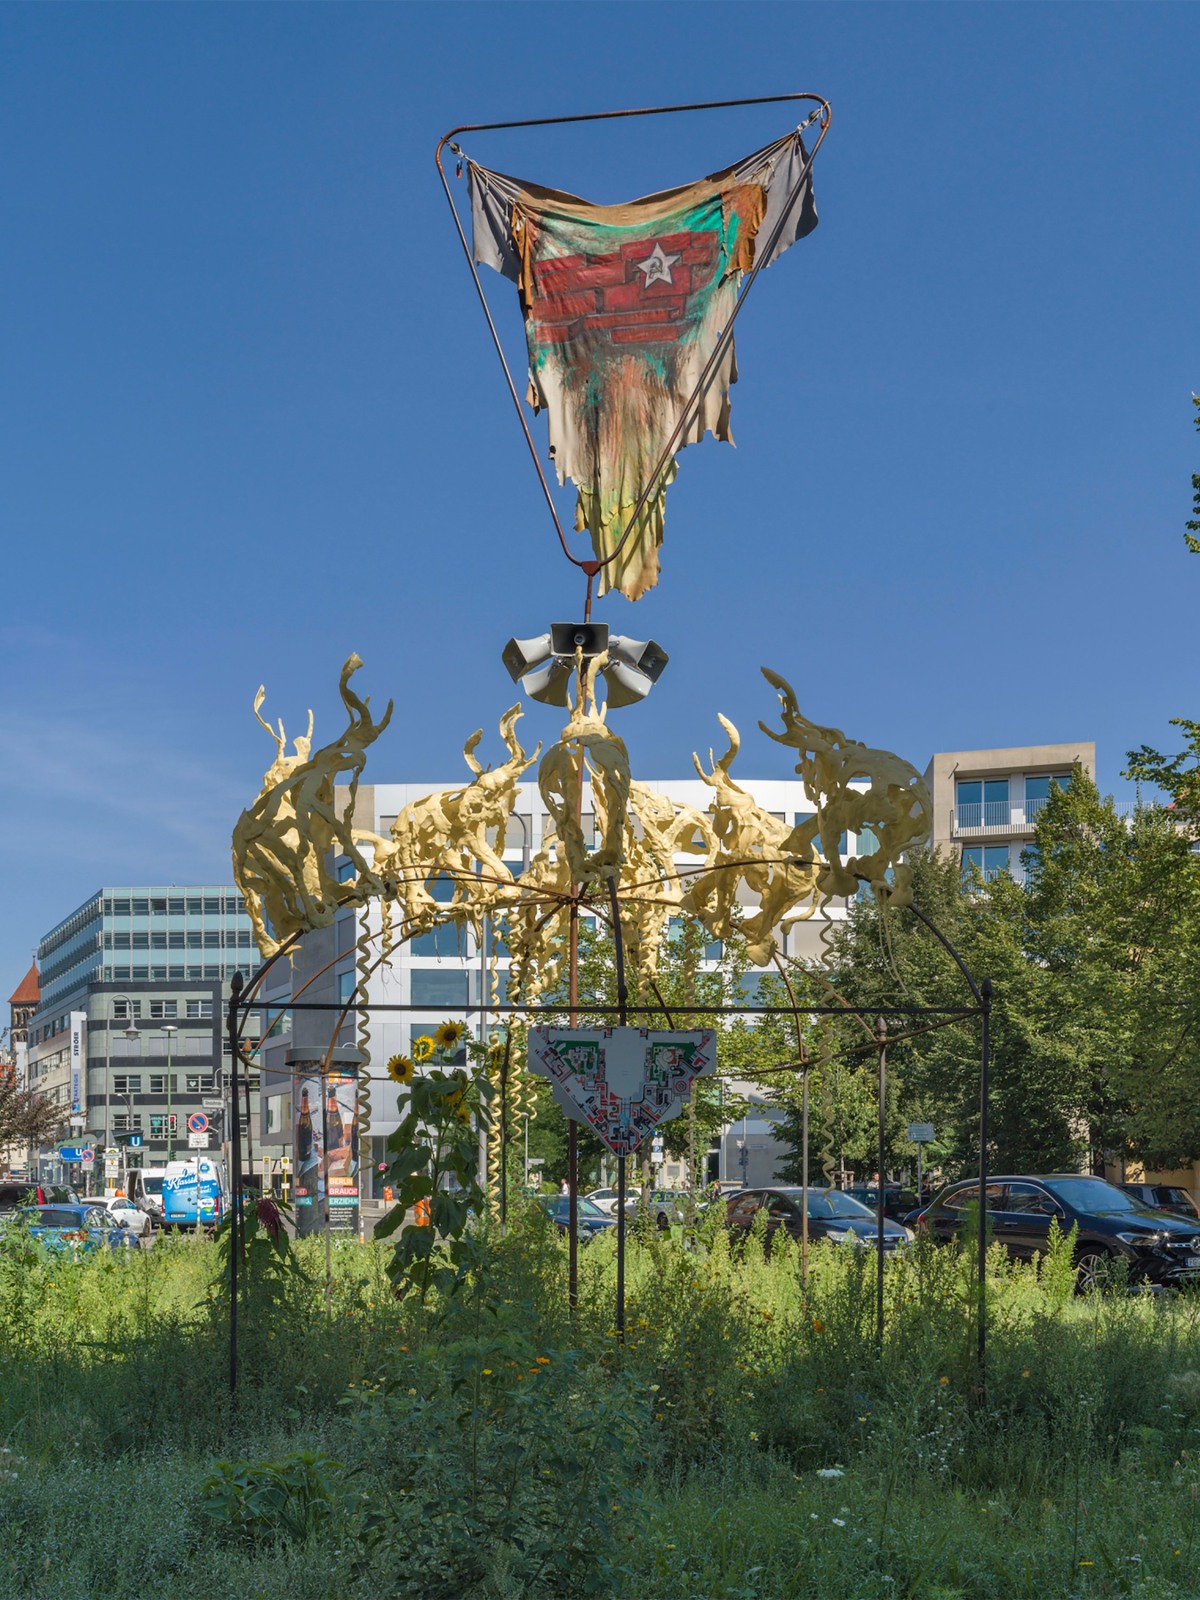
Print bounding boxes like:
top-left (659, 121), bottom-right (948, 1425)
top-left (3, 1210), bottom-right (1200, 1600)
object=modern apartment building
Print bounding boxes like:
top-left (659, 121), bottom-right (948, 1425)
top-left (26, 886), bottom-right (261, 1188)
top-left (924, 742), bottom-right (1098, 883)
top-left (255, 774), bottom-right (858, 1192)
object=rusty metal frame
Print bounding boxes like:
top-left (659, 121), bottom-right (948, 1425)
top-left (226, 850), bottom-right (990, 1397)
top-left (433, 92), bottom-right (831, 616)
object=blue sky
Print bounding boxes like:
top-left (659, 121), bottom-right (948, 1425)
top-left (2, 3), bottom-right (1198, 995)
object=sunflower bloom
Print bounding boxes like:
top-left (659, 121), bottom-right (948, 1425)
top-left (413, 1035), bottom-right (435, 1063)
top-left (387, 1054), bottom-right (415, 1084)
top-left (436, 1020), bottom-right (466, 1049)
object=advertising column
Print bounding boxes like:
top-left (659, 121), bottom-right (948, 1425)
top-left (288, 1047), bottom-right (362, 1239)
top-left (323, 1071), bottom-right (360, 1236)
top-left (292, 1070), bottom-right (324, 1238)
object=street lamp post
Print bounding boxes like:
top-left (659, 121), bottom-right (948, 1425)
top-left (103, 997), bottom-right (140, 1197)
top-left (163, 1025), bottom-right (178, 1161)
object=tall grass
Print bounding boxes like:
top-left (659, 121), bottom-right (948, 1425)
top-left (3, 1211), bottom-right (1200, 1597)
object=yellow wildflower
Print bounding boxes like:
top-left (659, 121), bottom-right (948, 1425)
top-left (413, 1035), bottom-right (435, 1062)
top-left (387, 1054), bottom-right (414, 1084)
top-left (436, 1020), bottom-right (466, 1049)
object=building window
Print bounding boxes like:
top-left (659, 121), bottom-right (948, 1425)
top-left (112, 999), bottom-right (142, 1019)
top-left (337, 970), bottom-right (356, 1005)
top-left (956, 778), bottom-right (1010, 829)
top-left (411, 969), bottom-right (469, 1008)
top-left (113, 1112), bottom-right (144, 1133)
top-left (410, 877), bottom-right (467, 957)
top-left (112, 1074), bottom-right (142, 1094)
top-left (961, 845), bottom-right (1010, 882)
top-left (186, 999), bottom-right (213, 1019)
top-left (149, 1114), bottom-right (178, 1137)
top-left (1025, 773), bottom-right (1071, 820)
top-left (185, 1074), bottom-right (216, 1093)
top-left (148, 1000), bottom-right (178, 1019)
top-left (148, 1074), bottom-right (178, 1095)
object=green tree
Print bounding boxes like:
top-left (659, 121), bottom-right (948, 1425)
top-left (1125, 395), bottom-right (1200, 834)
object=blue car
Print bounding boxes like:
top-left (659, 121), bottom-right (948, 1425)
top-left (538, 1195), bottom-right (616, 1241)
top-left (11, 1204), bottom-right (141, 1253)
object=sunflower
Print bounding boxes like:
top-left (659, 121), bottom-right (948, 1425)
top-left (455, 1102), bottom-right (472, 1123)
top-left (412, 1035), bottom-right (435, 1063)
top-left (386, 1054), bottom-right (414, 1085)
top-left (436, 1020), bottom-right (466, 1049)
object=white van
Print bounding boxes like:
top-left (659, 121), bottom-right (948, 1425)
top-left (130, 1167), bottom-right (168, 1227)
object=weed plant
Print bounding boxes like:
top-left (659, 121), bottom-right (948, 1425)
top-left (3, 1206), bottom-right (1200, 1597)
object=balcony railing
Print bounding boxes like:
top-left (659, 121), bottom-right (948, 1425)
top-left (952, 798), bottom-right (1141, 837)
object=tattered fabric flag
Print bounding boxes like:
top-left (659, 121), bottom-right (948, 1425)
top-left (468, 129), bottom-right (818, 600)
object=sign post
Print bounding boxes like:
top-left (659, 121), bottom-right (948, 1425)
top-left (907, 1122), bottom-right (935, 1204)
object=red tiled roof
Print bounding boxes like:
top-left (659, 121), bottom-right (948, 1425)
top-left (8, 962), bottom-right (39, 1006)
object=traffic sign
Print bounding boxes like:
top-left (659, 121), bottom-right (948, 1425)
top-left (80, 1149), bottom-right (95, 1166)
top-left (907, 1122), bottom-right (935, 1144)
top-left (188, 1131), bottom-right (210, 1149)
top-left (187, 1112), bottom-right (209, 1134)
top-left (58, 1146), bottom-right (86, 1162)
top-left (201, 1098), bottom-right (224, 1113)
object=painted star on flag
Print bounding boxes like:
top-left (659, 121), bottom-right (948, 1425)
top-left (634, 241), bottom-right (681, 288)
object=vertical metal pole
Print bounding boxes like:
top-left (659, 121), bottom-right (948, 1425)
top-left (104, 1004), bottom-right (112, 1184)
top-left (607, 873), bottom-right (630, 1342)
top-left (977, 978), bottom-right (993, 1388)
top-left (165, 1028), bottom-right (175, 1162)
top-left (320, 1069), bottom-right (333, 1317)
top-left (875, 1016), bottom-right (887, 1359)
top-left (227, 974), bottom-right (243, 1401)
top-left (616, 1153), bottom-right (626, 1344)
top-left (801, 1065), bottom-right (810, 1304)
top-left (917, 1141), bottom-right (924, 1210)
top-left (566, 689), bottom-right (585, 1312)
top-left (567, 901), bottom-right (579, 1312)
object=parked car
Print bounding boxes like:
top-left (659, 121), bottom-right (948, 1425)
top-left (100, 1194), bottom-right (153, 1237)
top-left (8, 1204), bottom-right (141, 1253)
top-left (622, 1189), bottom-right (698, 1231)
top-left (846, 1185), bottom-right (920, 1223)
top-left (725, 1186), bottom-right (911, 1253)
top-left (537, 1195), bottom-right (616, 1241)
top-left (583, 1187), bottom-right (624, 1216)
top-left (920, 1174), bottom-right (1200, 1290)
top-left (1119, 1183), bottom-right (1200, 1222)
top-left (0, 1182), bottom-right (80, 1212)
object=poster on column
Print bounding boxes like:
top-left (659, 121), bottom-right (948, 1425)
top-left (292, 1069), bottom-right (360, 1236)
top-left (323, 1072), bottom-right (360, 1235)
top-left (292, 1071), bottom-right (324, 1237)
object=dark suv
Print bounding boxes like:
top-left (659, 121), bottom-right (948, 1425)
top-left (921, 1174), bottom-right (1200, 1289)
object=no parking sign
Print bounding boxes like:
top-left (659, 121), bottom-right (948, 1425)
top-left (187, 1112), bottom-right (209, 1135)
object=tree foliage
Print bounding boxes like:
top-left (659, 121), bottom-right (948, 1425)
top-left (0, 1068), bottom-right (67, 1155)
top-left (754, 768), bottom-right (1200, 1182)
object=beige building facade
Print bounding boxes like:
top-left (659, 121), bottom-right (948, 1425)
top-left (924, 741), bottom-right (1097, 884)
